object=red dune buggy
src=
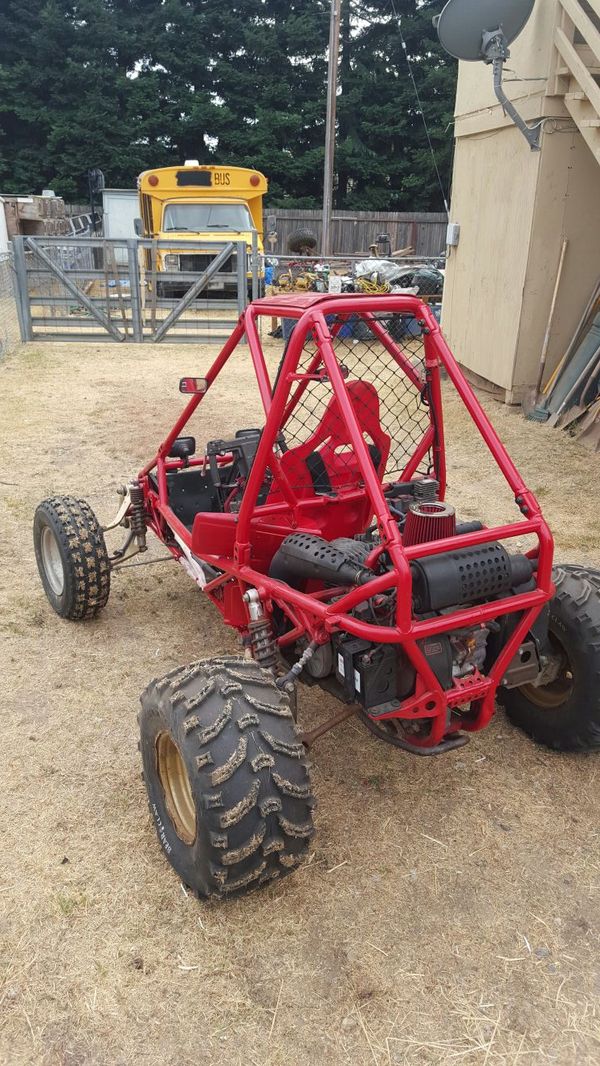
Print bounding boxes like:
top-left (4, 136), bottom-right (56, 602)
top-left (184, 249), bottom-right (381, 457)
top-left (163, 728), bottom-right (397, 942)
top-left (34, 293), bottom-right (600, 900)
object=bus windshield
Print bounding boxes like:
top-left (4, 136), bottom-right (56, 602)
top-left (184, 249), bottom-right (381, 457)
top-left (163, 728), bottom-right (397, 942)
top-left (163, 203), bottom-right (254, 232)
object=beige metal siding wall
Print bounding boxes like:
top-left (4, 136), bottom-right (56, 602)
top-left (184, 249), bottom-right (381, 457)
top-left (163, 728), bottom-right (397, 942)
top-left (512, 130), bottom-right (600, 395)
top-left (441, 129), bottom-right (541, 391)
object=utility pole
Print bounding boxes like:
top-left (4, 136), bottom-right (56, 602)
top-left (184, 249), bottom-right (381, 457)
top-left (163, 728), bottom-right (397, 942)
top-left (321, 0), bottom-right (341, 257)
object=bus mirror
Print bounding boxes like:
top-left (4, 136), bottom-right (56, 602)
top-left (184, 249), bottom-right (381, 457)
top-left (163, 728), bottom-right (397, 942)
top-left (134, 217), bottom-right (143, 236)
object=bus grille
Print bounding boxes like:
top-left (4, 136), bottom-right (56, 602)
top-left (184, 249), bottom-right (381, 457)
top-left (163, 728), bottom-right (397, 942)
top-left (179, 253), bottom-right (235, 273)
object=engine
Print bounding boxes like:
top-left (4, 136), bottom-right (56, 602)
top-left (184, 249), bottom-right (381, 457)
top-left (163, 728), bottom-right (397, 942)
top-left (269, 479), bottom-right (539, 716)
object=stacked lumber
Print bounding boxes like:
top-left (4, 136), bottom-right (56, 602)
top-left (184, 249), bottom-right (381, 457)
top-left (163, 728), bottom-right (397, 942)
top-left (529, 278), bottom-right (600, 452)
top-left (1, 194), bottom-right (70, 238)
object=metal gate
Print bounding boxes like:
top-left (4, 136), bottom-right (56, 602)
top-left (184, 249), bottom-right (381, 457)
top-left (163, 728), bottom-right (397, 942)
top-left (11, 235), bottom-right (260, 344)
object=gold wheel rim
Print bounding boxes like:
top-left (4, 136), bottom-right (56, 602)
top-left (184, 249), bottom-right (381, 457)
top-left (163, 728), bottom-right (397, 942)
top-left (519, 633), bottom-right (574, 710)
top-left (156, 732), bottom-right (196, 845)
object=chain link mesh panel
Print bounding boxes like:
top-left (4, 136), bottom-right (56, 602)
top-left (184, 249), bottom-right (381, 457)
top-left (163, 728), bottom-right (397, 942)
top-left (277, 313), bottom-right (432, 494)
top-left (25, 241), bottom-right (125, 340)
top-left (20, 238), bottom-right (252, 344)
top-left (0, 254), bottom-right (21, 358)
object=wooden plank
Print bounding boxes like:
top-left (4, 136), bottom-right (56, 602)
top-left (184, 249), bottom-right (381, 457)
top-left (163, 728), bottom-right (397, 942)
top-left (554, 26), bottom-right (600, 116)
top-left (560, 0), bottom-right (600, 68)
top-left (563, 96), bottom-right (600, 160)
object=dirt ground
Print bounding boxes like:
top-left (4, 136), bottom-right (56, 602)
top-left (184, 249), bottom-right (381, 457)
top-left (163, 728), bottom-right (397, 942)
top-left (1, 331), bottom-right (600, 1066)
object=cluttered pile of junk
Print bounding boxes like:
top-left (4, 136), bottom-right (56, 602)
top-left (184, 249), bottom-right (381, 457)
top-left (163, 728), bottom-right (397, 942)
top-left (264, 230), bottom-right (445, 341)
top-left (525, 273), bottom-right (600, 452)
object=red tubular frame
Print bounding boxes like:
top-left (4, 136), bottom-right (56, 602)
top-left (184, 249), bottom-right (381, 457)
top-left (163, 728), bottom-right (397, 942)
top-left (138, 294), bottom-right (554, 748)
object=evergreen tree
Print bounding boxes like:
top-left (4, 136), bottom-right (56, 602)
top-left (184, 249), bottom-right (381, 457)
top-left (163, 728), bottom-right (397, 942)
top-left (0, 0), bottom-right (171, 199)
top-left (337, 0), bottom-right (456, 212)
top-left (149, 0), bottom-right (330, 203)
top-left (0, 0), bottom-right (455, 210)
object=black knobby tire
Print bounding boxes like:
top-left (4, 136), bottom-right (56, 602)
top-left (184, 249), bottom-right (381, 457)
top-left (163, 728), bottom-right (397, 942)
top-left (139, 657), bottom-right (315, 899)
top-left (500, 565), bottom-right (600, 751)
top-left (33, 496), bottom-right (111, 620)
top-left (287, 228), bottom-right (317, 254)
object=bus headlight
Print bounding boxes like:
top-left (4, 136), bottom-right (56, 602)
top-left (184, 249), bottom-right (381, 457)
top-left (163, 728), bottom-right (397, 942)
top-left (164, 254), bottom-right (180, 270)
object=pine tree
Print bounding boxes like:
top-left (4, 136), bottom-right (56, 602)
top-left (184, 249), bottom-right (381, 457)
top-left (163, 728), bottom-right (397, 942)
top-left (0, 0), bottom-right (172, 199)
top-left (0, 0), bottom-right (455, 209)
top-left (151, 0), bottom-right (330, 203)
top-left (337, 0), bottom-right (456, 212)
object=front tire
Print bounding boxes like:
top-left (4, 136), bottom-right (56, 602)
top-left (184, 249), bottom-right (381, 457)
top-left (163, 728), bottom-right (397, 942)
top-left (500, 565), bottom-right (600, 751)
top-left (33, 496), bottom-right (110, 620)
top-left (139, 657), bottom-right (315, 899)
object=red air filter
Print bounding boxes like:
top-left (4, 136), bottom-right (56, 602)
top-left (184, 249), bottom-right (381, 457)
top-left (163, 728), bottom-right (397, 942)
top-left (403, 501), bottom-right (456, 547)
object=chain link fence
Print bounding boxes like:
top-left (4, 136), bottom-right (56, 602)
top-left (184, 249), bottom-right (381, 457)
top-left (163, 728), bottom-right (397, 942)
top-left (0, 253), bottom-right (21, 359)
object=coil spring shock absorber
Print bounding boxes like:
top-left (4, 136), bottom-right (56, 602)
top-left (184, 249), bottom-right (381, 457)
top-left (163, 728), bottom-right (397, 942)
top-left (243, 589), bottom-right (278, 672)
top-left (129, 480), bottom-right (147, 553)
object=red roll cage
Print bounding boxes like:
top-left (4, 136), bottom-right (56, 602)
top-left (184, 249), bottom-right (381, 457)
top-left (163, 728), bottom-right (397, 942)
top-left (138, 293), bottom-right (554, 748)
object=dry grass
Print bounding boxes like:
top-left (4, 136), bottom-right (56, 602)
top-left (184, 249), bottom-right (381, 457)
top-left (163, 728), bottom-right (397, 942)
top-left (1, 332), bottom-right (600, 1066)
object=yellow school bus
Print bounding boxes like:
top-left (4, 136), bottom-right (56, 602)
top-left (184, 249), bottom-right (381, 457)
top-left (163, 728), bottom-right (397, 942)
top-left (137, 163), bottom-right (267, 296)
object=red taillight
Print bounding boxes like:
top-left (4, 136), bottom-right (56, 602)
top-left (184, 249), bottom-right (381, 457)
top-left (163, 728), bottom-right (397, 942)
top-left (179, 377), bottom-right (208, 395)
top-left (249, 173), bottom-right (260, 187)
top-left (148, 174), bottom-right (159, 187)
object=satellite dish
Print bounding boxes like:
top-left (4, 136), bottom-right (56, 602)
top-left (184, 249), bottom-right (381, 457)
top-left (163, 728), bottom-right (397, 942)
top-left (435, 0), bottom-right (535, 62)
top-left (434, 0), bottom-right (541, 151)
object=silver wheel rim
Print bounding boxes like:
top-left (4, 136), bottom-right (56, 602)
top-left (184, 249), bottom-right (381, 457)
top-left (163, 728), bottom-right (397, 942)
top-left (41, 525), bottom-right (65, 596)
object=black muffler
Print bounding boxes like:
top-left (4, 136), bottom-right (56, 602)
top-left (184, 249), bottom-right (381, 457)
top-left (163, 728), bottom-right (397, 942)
top-left (270, 532), bottom-right (374, 588)
top-left (270, 533), bottom-right (534, 612)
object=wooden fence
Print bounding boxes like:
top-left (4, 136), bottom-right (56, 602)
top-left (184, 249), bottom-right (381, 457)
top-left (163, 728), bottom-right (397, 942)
top-left (264, 209), bottom-right (448, 258)
top-left (68, 197), bottom-right (448, 257)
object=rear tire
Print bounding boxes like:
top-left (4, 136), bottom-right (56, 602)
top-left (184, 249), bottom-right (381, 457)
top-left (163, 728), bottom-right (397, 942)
top-left (33, 496), bottom-right (110, 620)
top-left (139, 657), bottom-right (315, 899)
top-left (500, 565), bottom-right (600, 751)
